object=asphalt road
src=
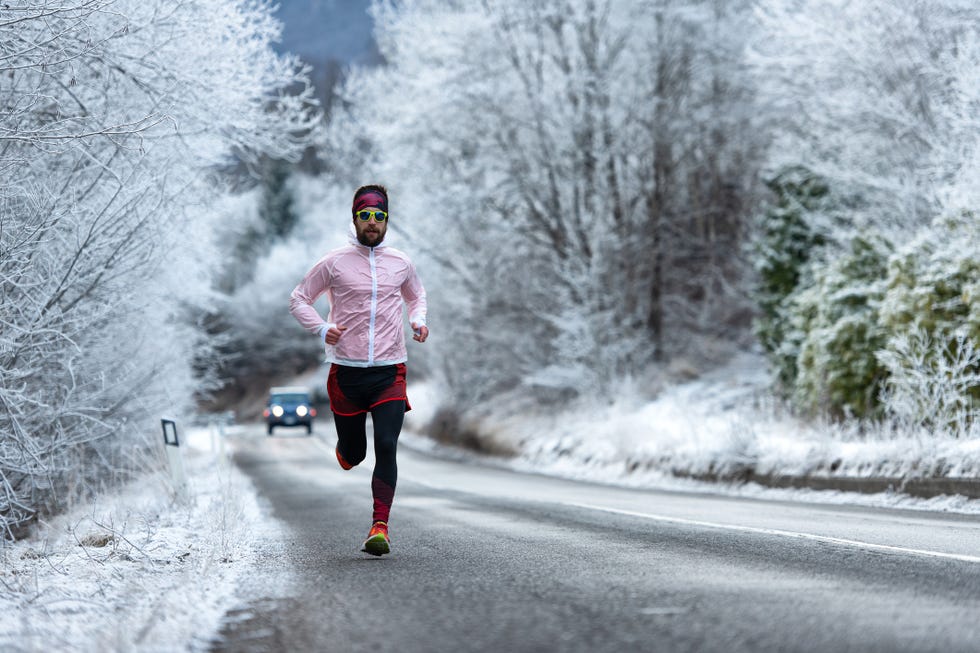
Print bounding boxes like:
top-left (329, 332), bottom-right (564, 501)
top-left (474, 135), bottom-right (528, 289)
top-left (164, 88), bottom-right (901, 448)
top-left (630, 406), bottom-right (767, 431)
top-left (209, 427), bottom-right (980, 653)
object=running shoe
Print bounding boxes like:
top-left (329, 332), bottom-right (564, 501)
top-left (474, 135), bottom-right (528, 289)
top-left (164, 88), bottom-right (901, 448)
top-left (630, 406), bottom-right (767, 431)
top-left (336, 447), bottom-right (353, 470)
top-left (362, 521), bottom-right (390, 556)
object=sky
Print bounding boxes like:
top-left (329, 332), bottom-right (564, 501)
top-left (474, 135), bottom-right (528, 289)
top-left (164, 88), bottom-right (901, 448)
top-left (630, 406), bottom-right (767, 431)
top-left (272, 0), bottom-right (378, 65)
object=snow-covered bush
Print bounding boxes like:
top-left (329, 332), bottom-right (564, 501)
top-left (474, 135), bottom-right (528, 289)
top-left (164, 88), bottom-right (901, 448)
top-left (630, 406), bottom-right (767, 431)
top-left (0, 1), bottom-right (316, 536)
top-left (765, 214), bottom-right (980, 428)
top-left (750, 1), bottom-right (980, 431)
top-left (880, 214), bottom-right (980, 344)
top-left (876, 214), bottom-right (980, 431)
top-left (878, 329), bottom-right (980, 437)
top-left (787, 234), bottom-right (892, 419)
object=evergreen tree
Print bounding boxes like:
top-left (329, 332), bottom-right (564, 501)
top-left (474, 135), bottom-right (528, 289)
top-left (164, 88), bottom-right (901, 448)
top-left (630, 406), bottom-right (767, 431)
top-left (218, 159), bottom-right (300, 294)
top-left (752, 167), bottom-right (828, 389)
top-left (259, 159), bottom-right (300, 240)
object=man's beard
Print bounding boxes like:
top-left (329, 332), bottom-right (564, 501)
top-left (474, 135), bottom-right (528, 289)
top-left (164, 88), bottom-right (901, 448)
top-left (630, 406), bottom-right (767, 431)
top-left (357, 229), bottom-right (384, 247)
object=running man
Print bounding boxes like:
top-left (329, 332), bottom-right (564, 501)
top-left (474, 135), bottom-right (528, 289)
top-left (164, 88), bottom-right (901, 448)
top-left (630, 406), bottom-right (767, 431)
top-left (289, 184), bottom-right (428, 556)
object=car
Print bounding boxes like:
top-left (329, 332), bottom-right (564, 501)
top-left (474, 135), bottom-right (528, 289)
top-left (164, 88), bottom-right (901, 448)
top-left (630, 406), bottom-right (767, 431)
top-left (264, 386), bottom-right (316, 435)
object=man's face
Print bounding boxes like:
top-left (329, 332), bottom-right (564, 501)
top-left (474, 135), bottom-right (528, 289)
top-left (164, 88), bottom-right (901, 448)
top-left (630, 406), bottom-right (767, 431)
top-left (354, 206), bottom-right (387, 247)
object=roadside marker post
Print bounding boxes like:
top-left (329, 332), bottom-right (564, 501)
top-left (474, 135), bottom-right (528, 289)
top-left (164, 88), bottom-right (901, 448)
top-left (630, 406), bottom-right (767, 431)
top-left (209, 411), bottom-right (231, 459)
top-left (161, 418), bottom-right (189, 500)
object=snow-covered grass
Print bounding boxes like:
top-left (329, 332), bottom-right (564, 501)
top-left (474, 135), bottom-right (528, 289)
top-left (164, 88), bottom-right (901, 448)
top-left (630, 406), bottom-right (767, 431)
top-left (404, 351), bottom-right (980, 514)
top-left (0, 425), bottom-right (268, 653)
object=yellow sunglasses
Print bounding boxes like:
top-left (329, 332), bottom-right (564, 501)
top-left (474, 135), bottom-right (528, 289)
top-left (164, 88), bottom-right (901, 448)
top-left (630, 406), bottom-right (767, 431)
top-left (355, 210), bottom-right (388, 222)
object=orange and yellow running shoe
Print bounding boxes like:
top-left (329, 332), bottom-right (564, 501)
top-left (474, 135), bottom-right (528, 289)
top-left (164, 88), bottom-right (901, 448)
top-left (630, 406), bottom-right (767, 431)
top-left (362, 521), bottom-right (390, 556)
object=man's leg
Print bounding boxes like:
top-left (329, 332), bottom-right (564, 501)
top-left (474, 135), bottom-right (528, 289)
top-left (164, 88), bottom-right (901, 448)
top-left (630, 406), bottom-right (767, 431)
top-left (369, 400), bottom-right (405, 524)
top-left (333, 411), bottom-right (368, 468)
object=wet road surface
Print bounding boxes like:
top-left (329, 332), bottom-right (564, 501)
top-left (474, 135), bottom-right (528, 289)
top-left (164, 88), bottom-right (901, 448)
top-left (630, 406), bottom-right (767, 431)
top-left (208, 429), bottom-right (980, 652)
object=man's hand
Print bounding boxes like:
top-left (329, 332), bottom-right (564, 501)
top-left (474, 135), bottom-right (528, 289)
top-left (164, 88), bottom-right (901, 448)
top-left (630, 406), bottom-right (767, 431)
top-left (411, 322), bottom-right (428, 343)
top-left (325, 325), bottom-right (347, 345)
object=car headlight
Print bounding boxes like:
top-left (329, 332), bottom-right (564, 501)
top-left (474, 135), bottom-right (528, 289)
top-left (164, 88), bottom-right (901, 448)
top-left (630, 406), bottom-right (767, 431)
top-left (296, 405), bottom-right (308, 417)
top-left (271, 405), bottom-right (284, 417)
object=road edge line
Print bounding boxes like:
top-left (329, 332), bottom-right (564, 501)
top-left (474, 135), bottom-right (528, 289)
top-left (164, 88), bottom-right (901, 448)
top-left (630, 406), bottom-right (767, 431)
top-left (564, 502), bottom-right (980, 565)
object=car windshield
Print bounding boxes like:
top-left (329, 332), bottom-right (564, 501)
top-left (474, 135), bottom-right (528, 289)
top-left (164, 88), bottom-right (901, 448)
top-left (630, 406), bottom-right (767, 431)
top-left (270, 393), bottom-right (308, 404)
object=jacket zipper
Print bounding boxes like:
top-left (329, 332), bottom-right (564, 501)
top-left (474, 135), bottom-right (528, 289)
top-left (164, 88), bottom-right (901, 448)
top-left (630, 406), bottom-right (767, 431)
top-left (368, 247), bottom-right (378, 364)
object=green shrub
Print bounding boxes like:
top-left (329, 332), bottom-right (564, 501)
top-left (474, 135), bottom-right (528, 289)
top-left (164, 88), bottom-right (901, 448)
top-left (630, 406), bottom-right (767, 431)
top-left (878, 213), bottom-right (980, 418)
top-left (753, 182), bottom-right (979, 427)
top-left (788, 233), bottom-right (892, 419)
top-left (880, 213), bottom-right (980, 344)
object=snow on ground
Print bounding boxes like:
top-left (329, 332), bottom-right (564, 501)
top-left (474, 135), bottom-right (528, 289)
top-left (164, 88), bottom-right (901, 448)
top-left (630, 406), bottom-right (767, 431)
top-left (403, 351), bottom-right (980, 515)
top-left (0, 423), bottom-right (277, 653)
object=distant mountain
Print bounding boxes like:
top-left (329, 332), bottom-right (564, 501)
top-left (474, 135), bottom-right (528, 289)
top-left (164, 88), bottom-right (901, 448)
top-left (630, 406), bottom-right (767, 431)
top-left (272, 0), bottom-right (379, 66)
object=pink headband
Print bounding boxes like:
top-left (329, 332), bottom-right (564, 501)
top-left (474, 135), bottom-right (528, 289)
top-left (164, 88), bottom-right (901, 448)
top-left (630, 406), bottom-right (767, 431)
top-left (352, 190), bottom-right (387, 214)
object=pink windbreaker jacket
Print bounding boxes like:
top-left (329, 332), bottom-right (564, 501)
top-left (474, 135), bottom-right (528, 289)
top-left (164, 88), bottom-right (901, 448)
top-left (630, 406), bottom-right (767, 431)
top-left (289, 233), bottom-right (427, 367)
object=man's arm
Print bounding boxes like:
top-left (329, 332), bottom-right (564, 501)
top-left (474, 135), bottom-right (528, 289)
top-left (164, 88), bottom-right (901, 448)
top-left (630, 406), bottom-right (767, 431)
top-left (289, 258), bottom-right (337, 343)
top-left (401, 260), bottom-right (428, 343)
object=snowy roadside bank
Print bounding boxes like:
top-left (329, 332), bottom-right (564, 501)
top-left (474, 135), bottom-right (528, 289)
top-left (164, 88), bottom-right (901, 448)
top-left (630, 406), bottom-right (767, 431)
top-left (403, 352), bottom-right (980, 514)
top-left (0, 425), bottom-right (272, 653)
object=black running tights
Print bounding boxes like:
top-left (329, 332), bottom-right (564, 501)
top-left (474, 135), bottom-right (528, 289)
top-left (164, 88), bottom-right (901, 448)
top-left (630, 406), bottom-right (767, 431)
top-left (333, 400), bottom-right (405, 523)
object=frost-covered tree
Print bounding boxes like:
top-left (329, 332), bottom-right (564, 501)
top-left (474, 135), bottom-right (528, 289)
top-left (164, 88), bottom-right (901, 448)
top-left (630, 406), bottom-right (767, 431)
top-left (327, 0), bottom-right (765, 416)
top-left (750, 1), bottom-right (980, 423)
top-left (0, 0), bottom-right (317, 535)
top-left (217, 159), bottom-right (301, 294)
top-left (753, 0), bottom-right (980, 237)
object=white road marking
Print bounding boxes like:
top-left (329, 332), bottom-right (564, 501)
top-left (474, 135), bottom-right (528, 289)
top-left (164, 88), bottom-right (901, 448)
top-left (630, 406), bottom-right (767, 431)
top-left (565, 502), bottom-right (980, 565)
top-left (318, 438), bottom-right (980, 565)
top-left (639, 606), bottom-right (688, 616)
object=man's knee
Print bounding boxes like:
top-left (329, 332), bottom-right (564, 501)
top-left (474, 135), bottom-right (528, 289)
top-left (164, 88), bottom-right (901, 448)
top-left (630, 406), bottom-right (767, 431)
top-left (334, 416), bottom-right (368, 466)
top-left (374, 434), bottom-right (398, 460)
top-left (342, 447), bottom-right (367, 466)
